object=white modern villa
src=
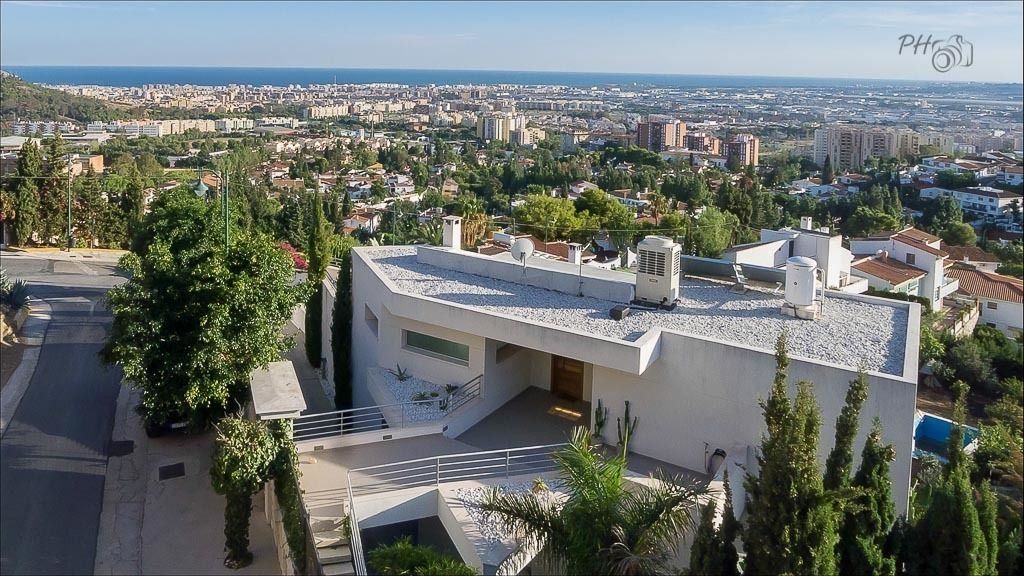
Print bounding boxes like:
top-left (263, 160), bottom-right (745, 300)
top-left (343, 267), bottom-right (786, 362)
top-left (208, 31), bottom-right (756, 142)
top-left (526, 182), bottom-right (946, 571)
top-left (291, 216), bottom-right (921, 576)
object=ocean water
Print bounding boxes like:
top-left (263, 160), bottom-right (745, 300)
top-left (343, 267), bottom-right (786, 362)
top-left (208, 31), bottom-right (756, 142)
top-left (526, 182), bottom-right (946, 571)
top-left (5, 65), bottom-right (1015, 92)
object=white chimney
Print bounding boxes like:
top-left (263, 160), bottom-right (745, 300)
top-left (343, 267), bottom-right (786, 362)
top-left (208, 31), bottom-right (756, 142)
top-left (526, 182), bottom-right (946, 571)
top-left (567, 242), bottom-right (583, 265)
top-left (800, 216), bottom-right (814, 230)
top-left (442, 215), bottom-right (462, 250)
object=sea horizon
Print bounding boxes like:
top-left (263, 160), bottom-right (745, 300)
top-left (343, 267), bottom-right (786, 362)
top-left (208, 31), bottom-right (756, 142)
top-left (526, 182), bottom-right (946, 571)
top-left (4, 65), bottom-right (1022, 91)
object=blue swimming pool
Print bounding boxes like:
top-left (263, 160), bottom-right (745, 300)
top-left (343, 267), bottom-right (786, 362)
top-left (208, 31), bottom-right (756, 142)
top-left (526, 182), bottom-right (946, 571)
top-left (913, 411), bottom-right (978, 463)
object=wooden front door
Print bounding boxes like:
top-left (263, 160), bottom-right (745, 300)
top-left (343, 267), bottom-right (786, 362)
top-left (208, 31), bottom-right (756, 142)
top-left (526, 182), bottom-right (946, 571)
top-left (551, 356), bottom-right (584, 401)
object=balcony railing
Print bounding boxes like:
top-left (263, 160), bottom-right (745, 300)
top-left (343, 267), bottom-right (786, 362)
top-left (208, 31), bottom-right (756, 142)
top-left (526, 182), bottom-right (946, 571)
top-left (293, 374), bottom-right (482, 442)
top-left (346, 442), bottom-right (565, 498)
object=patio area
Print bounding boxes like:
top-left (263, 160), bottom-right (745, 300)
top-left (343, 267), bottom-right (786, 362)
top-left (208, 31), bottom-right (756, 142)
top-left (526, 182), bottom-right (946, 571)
top-left (457, 386), bottom-right (591, 450)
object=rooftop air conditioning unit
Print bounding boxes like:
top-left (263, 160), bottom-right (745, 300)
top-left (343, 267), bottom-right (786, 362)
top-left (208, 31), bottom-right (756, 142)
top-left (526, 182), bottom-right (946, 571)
top-left (635, 235), bottom-right (681, 306)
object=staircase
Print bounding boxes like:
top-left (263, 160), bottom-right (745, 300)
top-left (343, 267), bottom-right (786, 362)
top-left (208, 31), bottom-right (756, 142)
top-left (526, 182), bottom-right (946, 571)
top-left (310, 515), bottom-right (355, 576)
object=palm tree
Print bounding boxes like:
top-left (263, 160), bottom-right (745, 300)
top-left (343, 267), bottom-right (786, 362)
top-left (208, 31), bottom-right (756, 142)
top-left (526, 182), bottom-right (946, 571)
top-left (648, 192), bottom-right (669, 226)
top-left (408, 220), bottom-right (443, 246)
top-left (476, 427), bottom-right (709, 575)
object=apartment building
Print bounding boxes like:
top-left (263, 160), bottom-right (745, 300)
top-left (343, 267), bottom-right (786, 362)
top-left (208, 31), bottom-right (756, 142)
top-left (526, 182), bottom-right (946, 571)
top-left (636, 117), bottom-right (686, 152)
top-left (725, 133), bottom-right (760, 167)
top-left (849, 227), bottom-right (958, 309)
top-left (214, 117), bottom-right (255, 132)
top-left (475, 113), bottom-right (526, 143)
top-left (920, 186), bottom-right (1023, 218)
top-left (814, 126), bottom-right (953, 171)
top-left (11, 121), bottom-right (78, 136)
top-left (684, 132), bottom-right (722, 155)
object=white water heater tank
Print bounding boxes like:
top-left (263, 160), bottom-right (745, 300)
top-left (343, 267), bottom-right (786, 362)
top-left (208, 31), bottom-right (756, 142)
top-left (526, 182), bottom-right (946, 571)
top-left (785, 256), bottom-right (817, 307)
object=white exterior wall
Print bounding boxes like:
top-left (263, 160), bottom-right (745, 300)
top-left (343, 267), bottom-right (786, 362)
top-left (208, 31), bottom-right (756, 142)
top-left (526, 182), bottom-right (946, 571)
top-left (977, 297), bottom-right (1024, 336)
top-left (727, 239), bottom-right (789, 268)
top-left (589, 332), bottom-right (916, 514)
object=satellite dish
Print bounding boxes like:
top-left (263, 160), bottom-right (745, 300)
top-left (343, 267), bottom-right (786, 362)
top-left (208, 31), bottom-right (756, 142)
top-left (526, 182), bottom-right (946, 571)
top-left (510, 238), bottom-right (535, 268)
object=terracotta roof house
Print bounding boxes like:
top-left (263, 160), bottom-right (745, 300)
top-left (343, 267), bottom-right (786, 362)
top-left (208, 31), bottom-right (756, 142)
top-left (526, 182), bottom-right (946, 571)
top-left (945, 263), bottom-right (1023, 336)
top-left (850, 227), bottom-right (957, 309)
top-left (940, 243), bottom-right (1001, 273)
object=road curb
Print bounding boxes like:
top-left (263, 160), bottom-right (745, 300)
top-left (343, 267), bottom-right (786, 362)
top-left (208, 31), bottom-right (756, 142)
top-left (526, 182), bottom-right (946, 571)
top-left (0, 347), bottom-right (41, 437)
top-left (0, 298), bottom-right (52, 437)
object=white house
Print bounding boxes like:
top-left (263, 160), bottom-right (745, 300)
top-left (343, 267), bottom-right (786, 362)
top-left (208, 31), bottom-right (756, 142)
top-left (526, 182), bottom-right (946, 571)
top-left (724, 217), bottom-right (867, 293)
top-left (919, 185), bottom-right (1022, 219)
top-left (850, 227), bottom-right (958, 310)
top-left (945, 264), bottom-right (1024, 337)
top-left (999, 165), bottom-right (1023, 187)
top-left (314, 218), bottom-right (919, 509)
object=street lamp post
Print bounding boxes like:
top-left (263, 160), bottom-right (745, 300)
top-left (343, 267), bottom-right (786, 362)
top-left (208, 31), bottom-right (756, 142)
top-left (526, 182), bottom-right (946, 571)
top-left (67, 159), bottom-right (73, 250)
top-left (194, 167), bottom-right (230, 247)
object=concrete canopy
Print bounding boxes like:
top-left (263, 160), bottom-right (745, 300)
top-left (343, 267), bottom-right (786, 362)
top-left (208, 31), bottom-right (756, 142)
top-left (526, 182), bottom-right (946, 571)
top-left (250, 361), bottom-right (307, 420)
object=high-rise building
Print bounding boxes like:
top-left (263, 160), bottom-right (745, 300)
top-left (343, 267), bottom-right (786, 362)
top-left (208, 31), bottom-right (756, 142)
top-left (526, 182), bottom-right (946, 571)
top-left (636, 117), bottom-right (686, 152)
top-left (476, 113), bottom-right (525, 143)
top-left (684, 132), bottom-right (721, 155)
top-left (725, 134), bottom-right (760, 167)
top-left (815, 126), bottom-right (953, 171)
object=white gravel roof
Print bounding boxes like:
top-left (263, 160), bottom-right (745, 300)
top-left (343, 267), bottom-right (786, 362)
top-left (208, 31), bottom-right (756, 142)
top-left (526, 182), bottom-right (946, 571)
top-left (365, 247), bottom-right (908, 376)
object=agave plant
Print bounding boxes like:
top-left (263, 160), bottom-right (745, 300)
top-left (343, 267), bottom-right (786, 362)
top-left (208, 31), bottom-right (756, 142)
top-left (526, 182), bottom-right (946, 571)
top-left (0, 268), bottom-right (31, 312)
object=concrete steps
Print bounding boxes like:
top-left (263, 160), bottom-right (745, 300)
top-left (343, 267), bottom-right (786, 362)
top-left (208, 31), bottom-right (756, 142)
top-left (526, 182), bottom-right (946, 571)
top-left (312, 514), bottom-right (355, 576)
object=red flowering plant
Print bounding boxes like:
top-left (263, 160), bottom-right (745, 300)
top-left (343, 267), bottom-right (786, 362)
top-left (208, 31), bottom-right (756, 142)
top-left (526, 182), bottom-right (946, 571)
top-left (279, 242), bottom-right (308, 271)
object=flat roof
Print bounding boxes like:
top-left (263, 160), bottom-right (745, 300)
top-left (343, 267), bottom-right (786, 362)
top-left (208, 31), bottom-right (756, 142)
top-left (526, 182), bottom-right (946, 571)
top-left (363, 247), bottom-right (909, 376)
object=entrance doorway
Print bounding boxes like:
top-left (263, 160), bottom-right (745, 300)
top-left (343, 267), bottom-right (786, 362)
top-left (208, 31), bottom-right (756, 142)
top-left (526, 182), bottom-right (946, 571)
top-left (551, 356), bottom-right (584, 401)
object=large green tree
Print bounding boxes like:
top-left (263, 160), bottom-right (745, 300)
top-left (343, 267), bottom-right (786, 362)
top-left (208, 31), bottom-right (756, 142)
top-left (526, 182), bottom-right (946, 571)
top-left (743, 334), bottom-right (840, 576)
top-left (824, 371), bottom-right (870, 492)
top-left (477, 426), bottom-right (708, 575)
top-left (210, 416), bottom-right (279, 568)
top-left (103, 189), bottom-right (305, 431)
top-left (38, 134), bottom-right (70, 244)
top-left (839, 420), bottom-right (897, 576)
top-left (10, 139), bottom-right (43, 245)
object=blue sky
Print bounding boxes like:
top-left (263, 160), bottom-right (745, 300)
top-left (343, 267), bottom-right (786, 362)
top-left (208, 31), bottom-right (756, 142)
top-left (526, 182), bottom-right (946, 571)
top-left (1, 1), bottom-right (1022, 82)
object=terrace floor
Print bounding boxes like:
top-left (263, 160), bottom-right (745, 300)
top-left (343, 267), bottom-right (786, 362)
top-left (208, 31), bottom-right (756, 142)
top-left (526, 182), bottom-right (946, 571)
top-left (456, 386), bottom-right (591, 450)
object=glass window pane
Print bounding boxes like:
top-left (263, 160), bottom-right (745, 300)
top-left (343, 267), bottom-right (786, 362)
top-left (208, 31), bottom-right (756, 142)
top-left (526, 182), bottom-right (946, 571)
top-left (405, 330), bottom-right (469, 364)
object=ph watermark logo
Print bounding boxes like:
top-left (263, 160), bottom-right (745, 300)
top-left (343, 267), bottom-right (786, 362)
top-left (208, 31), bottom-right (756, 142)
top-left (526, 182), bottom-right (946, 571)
top-left (898, 34), bottom-right (974, 73)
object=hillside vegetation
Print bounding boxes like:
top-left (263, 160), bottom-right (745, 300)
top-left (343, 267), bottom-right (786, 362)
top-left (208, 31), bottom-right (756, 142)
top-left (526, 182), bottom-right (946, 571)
top-left (0, 71), bottom-right (137, 123)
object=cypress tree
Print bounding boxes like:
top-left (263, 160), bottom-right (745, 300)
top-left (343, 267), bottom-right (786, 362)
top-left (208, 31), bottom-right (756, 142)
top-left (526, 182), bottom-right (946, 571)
top-left (11, 140), bottom-right (43, 246)
top-left (719, 470), bottom-right (740, 576)
top-left (304, 193), bottom-right (331, 368)
top-left (342, 190), bottom-right (352, 217)
top-left (744, 333), bottom-right (840, 575)
top-left (823, 154), bottom-right (835, 184)
top-left (689, 502), bottom-right (721, 575)
top-left (907, 383), bottom-right (986, 575)
top-left (825, 370), bottom-right (870, 491)
top-left (976, 482), bottom-right (998, 575)
top-left (839, 419), bottom-right (897, 576)
top-left (331, 250), bottom-right (353, 410)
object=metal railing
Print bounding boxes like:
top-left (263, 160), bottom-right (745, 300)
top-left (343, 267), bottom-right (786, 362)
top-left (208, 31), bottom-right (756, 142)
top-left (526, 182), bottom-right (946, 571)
top-left (346, 480), bottom-right (368, 576)
top-left (346, 442), bottom-right (565, 498)
top-left (293, 374), bottom-right (483, 442)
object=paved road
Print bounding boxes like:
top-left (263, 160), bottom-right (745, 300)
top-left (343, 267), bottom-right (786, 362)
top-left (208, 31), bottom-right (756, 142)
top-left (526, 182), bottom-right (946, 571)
top-left (0, 254), bottom-right (125, 575)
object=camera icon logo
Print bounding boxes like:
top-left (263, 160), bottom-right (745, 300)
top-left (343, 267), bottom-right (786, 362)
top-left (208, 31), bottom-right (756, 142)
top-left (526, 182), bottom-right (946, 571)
top-left (930, 35), bottom-right (974, 73)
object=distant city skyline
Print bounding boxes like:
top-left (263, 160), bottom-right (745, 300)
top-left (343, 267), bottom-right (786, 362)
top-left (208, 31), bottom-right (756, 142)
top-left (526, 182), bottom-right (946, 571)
top-left (1, 1), bottom-right (1022, 84)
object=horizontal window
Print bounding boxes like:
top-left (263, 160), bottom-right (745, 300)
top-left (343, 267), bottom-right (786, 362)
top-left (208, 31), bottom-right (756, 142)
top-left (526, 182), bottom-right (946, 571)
top-left (987, 301), bottom-right (998, 310)
top-left (404, 330), bottom-right (469, 365)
